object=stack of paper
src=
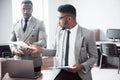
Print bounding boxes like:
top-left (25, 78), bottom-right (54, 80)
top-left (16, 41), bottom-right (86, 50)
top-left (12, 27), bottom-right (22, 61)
top-left (9, 41), bottom-right (35, 49)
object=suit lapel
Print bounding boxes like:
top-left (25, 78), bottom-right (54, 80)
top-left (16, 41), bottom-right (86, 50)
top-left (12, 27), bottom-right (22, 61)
top-left (23, 17), bottom-right (36, 42)
top-left (17, 20), bottom-right (25, 41)
top-left (74, 26), bottom-right (84, 63)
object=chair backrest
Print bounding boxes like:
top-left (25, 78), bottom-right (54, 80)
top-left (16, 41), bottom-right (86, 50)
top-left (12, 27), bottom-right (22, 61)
top-left (100, 43), bottom-right (118, 56)
top-left (1, 49), bottom-right (13, 58)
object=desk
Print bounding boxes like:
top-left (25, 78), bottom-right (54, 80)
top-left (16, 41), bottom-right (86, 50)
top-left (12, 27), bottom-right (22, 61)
top-left (0, 58), bottom-right (14, 79)
top-left (2, 70), bottom-right (58, 80)
top-left (2, 73), bottom-right (42, 80)
top-left (2, 70), bottom-right (57, 80)
top-left (96, 41), bottom-right (120, 47)
top-left (0, 58), bottom-right (57, 80)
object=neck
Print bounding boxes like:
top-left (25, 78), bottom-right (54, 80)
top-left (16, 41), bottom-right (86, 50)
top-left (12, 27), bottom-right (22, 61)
top-left (24, 16), bottom-right (31, 20)
top-left (69, 21), bottom-right (77, 29)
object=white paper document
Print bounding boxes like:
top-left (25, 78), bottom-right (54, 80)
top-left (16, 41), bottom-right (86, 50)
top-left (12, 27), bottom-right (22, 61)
top-left (9, 41), bottom-right (35, 49)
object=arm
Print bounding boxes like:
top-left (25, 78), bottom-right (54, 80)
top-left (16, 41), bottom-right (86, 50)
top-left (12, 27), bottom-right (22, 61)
top-left (9, 24), bottom-right (24, 57)
top-left (68, 31), bottom-right (98, 73)
top-left (32, 21), bottom-right (47, 48)
top-left (81, 31), bottom-right (98, 73)
top-left (26, 44), bottom-right (56, 56)
top-left (9, 24), bottom-right (17, 53)
top-left (9, 31), bottom-right (17, 53)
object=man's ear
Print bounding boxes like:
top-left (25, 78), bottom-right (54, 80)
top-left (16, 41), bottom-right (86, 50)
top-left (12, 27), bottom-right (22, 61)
top-left (68, 17), bottom-right (71, 20)
top-left (67, 16), bottom-right (71, 21)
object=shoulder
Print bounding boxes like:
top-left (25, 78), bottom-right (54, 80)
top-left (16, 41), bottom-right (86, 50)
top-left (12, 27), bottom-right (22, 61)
top-left (14, 19), bottom-right (21, 24)
top-left (32, 16), bottom-right (44, 24)
top-left (78, 25), bottom-right (93, 35)
top-left (77, 26), bottom-right (96, 45)
top-left (13, 19), bottom-right (21, 28)
top-left (78, 25), bottom-right (94, 42)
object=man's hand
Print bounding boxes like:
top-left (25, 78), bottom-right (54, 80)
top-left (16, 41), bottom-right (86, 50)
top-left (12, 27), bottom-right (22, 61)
top-left (13, 49), bottom-right (24, 57)
top-left (67, 64), bottom-right (85, 73)
top-left (24, 45), bottom-right (43, 54)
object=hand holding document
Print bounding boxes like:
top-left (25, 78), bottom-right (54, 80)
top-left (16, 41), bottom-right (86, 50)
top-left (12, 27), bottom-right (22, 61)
top-left (9, 41), bottom-right (36, 49)
top-left (49, 66), bottom-right (74, 70)
top-left (9, 41), bottom-right (42, 54)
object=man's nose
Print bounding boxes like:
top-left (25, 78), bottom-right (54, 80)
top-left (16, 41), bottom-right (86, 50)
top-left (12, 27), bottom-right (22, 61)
top-left (24, 10), bottom-right (28, 14)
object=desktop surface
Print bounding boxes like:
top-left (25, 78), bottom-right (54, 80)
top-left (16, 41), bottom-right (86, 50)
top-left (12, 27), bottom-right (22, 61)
top-left (0, 59), bottom-right (57, 80)
top-left (2, 70), bottom-right (58, 80)
top-left (96, 41), bottom-right (120, 47)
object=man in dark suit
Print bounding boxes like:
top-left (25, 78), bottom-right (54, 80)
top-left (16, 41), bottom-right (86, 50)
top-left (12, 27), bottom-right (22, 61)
top-left (26, 4), bottom-right (98, 80)
top-left (9, 0), bottom-right (47, 76)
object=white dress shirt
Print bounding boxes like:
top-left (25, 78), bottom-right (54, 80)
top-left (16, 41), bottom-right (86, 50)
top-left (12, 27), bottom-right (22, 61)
top-left (22, 16), bottom-right (32, 29)
top-left (56, 24), bottom-right (78, 67)
top-left (53, 24), bottom-right (78, 66)
top-left (68, 24), bottom-right (78, 66)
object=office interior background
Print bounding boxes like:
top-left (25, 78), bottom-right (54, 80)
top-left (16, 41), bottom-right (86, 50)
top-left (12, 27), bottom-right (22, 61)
top-left (0, 0), bottom-right (120, 79)
top-left (0, 0), bottom-right (120, 48)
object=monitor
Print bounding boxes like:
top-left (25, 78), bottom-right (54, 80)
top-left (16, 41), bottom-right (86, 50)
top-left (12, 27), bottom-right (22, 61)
top-left (107, 29), bottom-right (120, 41)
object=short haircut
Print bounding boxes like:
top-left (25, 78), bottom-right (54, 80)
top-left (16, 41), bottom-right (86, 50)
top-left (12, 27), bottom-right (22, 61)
top-left (58, 4), bottom-right (76, 18)
top-left (21, 0), bottom-right (33, 6)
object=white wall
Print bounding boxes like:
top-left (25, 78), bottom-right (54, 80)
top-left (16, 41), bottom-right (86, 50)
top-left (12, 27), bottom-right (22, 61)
top-left (67, 0), bottom-right (120, 40)
top-left (46, 0), bottom-right (68, 48)
top-left (0, 0), bottom-right (12, 44)
top-left (46, 0), bottom-right (120, 48)
top-left (0, 0), bottom-right (120, 47)
top-left (0, 0), bottom-right (67, 47)
top-left (67, 0), bottom-right (120, 66)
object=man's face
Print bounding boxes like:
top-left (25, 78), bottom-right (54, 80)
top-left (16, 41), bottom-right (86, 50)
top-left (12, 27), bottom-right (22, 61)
top-left (22, 3), bottom-right (33, 20)
top-left (58, 13), bottom-right (69, 30)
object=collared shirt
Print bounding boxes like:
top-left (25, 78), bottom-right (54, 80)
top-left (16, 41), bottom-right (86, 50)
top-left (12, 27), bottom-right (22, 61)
top-left (53, 24), bottom-right (78, 66)
top-left (22, 16), bottom-right (32, 28)
top-left (58, 24), bottom-right (78, 66)
top-left (68, 24), bottom-right (78, 66)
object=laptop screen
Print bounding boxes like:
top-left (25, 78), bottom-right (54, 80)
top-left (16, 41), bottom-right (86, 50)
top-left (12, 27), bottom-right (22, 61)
top-left (6, 60), bottom-right (36, 79)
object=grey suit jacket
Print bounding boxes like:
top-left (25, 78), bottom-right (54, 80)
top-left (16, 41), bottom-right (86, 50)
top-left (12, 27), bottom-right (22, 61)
top-left (42, 25), bottom-right (98, 80)
top-left (10, 16), bottom-right (47, 67)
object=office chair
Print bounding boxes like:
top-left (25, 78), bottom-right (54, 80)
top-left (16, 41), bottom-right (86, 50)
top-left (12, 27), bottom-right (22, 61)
top-left (1, 49), bottom-right (13, 58)
top-left (99, 43), bottom-right (120, 74)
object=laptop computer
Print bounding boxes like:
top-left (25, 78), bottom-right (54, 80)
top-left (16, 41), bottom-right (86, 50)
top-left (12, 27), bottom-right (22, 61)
top-left (6, 60), bottom-right (41, 79)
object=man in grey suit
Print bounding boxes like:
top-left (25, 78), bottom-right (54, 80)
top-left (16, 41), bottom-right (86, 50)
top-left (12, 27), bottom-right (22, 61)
top-left (9, 0), bottom-right (47, 75)
top-left (26, 4), bottom-right (98, 80)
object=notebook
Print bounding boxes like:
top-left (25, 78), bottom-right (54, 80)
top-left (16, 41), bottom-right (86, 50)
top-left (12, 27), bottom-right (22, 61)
top-left (6, 60), bottom-right (40, 79)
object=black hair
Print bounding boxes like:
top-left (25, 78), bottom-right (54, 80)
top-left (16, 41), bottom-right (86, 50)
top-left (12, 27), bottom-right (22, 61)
top-left (21, 0), bottom-right (33, 6)
top-left (58, 4), bottom-right (76, 18)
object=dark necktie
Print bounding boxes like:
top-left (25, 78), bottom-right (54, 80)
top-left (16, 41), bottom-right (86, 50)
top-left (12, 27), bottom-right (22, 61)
top-left (65, 30), bottom-right (70, 66)
top-left (23, 20), bottom-right (28, 32)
